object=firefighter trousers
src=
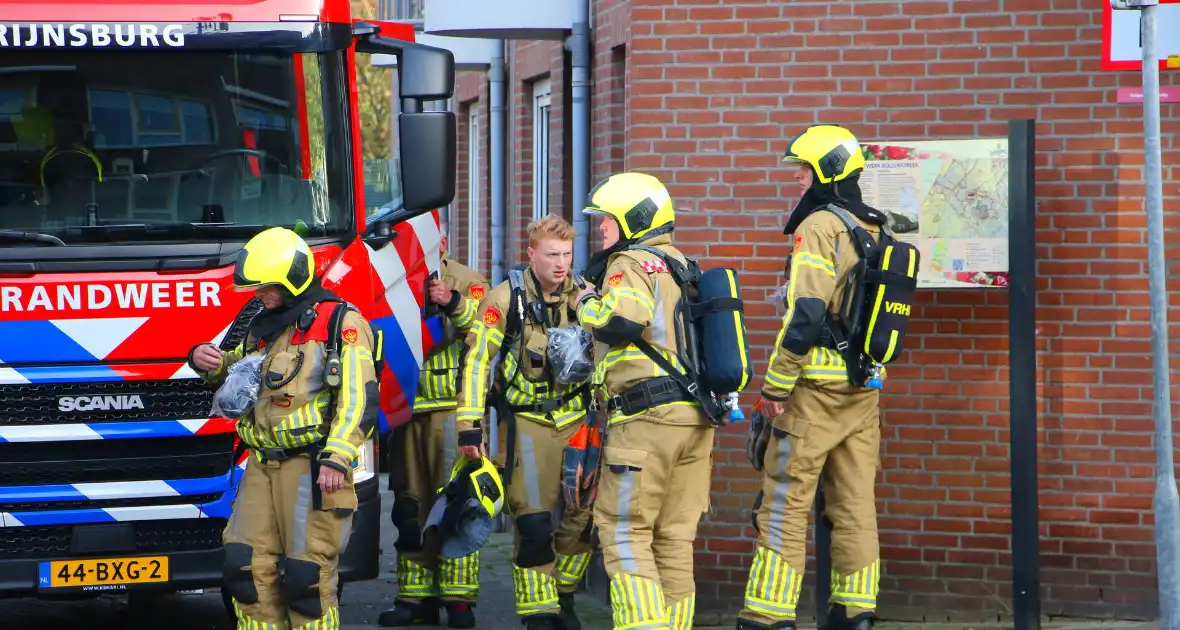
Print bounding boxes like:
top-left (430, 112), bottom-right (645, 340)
top-left (494, 416), bottom-right (594, 619)
top-left (387, 409), bottom-right (479, 603)
top-left (222, 452), bottom-right (356, 630)
top-left (740, 381), bottom-right (882, 627)
top-left (594, 417), bottom-right (715, 630)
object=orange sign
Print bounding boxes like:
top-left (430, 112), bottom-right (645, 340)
top-left (483, 307), bottom-right (501, 327)
top-left (341, 328), bottom-right (359, 344)
top-left (607, 273), bottom-right (624, 287)
top-left (470, 285), bottom-right (485, 300)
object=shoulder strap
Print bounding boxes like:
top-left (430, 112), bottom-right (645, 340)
top-left (323, 301), bottom-right (353, 389)
top-left (628, 244), bottom-right (696, 286)
top-left (819, 204), bottom-right (879, 259)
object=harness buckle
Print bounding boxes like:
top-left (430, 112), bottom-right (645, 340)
top-left (257, 447), bottom-right (290, 461)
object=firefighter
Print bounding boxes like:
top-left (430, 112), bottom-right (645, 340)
top-left (188, 226), bottom-right (380, 630)
top-left (380, 235), bottom-right (490, 629)
top-left (737, 124), bottom-right (890, 630)
top-left (455, 214), bottom-right (594, 630)
top-left (574, 172), bottom-right (714, 630)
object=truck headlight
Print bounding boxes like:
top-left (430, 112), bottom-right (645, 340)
top-left (353, 437), bottom-right (377, 484)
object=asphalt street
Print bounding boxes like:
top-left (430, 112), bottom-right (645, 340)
top-left (0, 475), bottom-right (614, 630)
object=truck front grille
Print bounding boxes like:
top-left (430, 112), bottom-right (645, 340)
top-left (0, 519), bottom-right (227, 560)
top-left (0, 435), bottom-right (236, 487)
top-left (0, 379), bottom-right (217, 426)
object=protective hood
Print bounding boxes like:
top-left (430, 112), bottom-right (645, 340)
top-left (246, 277), bottom-right (341, 347)
top-left (782, 172), bottom-right (888, 236)
top-left (422, 491), bottom-right (494, 559)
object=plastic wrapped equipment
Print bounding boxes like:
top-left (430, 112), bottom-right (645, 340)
top-left (210, 354), bottom-right (264, 419)
top-left (547, 325), bottom-right (594, 385)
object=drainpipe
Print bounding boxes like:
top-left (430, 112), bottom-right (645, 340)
top-left (567, 0), bottom-right (591, 272)
top-left (489, 40), bottom-right (507, 286)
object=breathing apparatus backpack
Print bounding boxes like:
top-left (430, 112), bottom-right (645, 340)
top-left (819, 204), bottom-right (920, 389)
top-left (624, 245), bottom-right (753, 426)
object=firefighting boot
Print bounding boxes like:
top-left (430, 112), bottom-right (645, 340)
top-left (829, 604), bottom-right (875, 630)
top-left (445, 602), bottom-right (476, 629)
top-left (377, 598), bottom-right (441, 627)
top-left (558, 593), bottom-right (581, 630)
top-left (523, 613), bottom-right (563, 630)
top-left (735, 619), bottom-right (795, 630)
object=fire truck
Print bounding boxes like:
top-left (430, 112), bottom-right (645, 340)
top-left (0, 0), bottom-right (456, 611)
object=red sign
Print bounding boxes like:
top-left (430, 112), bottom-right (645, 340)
top-left (1101, 1), bottom-right (1180, 72)
top-left (1117, 87), bottom-right (1180, 103)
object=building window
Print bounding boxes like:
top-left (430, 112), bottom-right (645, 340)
top-left (531, 78), bottom-right (551, 222)
top-left (467, 106), bottom-right (480, 269)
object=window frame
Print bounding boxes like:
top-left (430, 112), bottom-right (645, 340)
top-left (531, 77), bottom-right (551, 223)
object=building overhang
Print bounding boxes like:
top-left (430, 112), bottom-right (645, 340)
top-left (423, 0), bottom-right (575, 40)
top-left (372, 33), bottom-right (499, 70)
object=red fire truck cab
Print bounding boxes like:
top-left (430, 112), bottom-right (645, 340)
top-left (0, 0), bottom-right (457, 608)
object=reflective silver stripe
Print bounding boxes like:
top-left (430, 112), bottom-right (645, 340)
top-left (614, 469), bottom-right (638, 574)
top-left (338, 513), bottom-right (353, 554)
top-left (443, 414), bottom-right (458, 469)
top-left (520, 432), bottom-right (542, 509)
top-left (291, 471), bottom-right (312, 556)
top-left (650, 278), bottom-right (667, 348)
top-left (767, 435), bottom-right (792, 551)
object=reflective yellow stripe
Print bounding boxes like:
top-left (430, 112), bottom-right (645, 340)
top-left (512, 565), bottom-right (560, 616)
top-left (231, 598), bottom-right (286, 629)
top-left (458, 321), bottom-right (502, 427)
top-left (451, 295), bottom-right (479, 329)
top-left (743, 546), bottom-right (803, 621)
top-left (290, 606), bottom-right (340, 630)
top-left (609, 573), bottom-right (668, 630)
top-left (581, 287), bottom-right (655, 327)
top-left (666, 594), bottom-right (696, 630)
top-left (397, 557), bottom-right (437, 599)
top-left (554, 552), bottom-right (591, 589)
top-left (792, 252), bottom-right (835, 276)
top-left (324, 345), bottom-right (371, 461)
top-left (830, 558), bottom-right (880, 609)
top-left (439, 551), bottom-right (480, 597)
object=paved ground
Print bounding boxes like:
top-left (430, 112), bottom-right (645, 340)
top-left (0, 475), bottom-right (614, 629)
top-left (0, 477), bottom-right (1162, 630)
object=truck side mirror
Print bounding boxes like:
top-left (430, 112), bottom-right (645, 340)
top-left (353, 22), bottom-right (458, 220)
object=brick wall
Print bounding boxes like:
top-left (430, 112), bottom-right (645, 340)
top-left (441, 0), bottom-right (1180, 621)
top-left (625, 0), bottom-right (1180, 622)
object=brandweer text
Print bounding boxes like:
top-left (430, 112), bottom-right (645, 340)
top-left (0, 281), bottom-right (221, 312)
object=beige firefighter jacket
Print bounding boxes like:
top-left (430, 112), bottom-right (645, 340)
top-left (763, 207), bottom-right (882, 400)
top-left (416, 257), bottom-right (491, 412)
top-left (576, 233), bottom-right (707, 427)
top-left (455, 267), bottom-right (591, 438)
top-left (196, 304), bottom-right (379, 471)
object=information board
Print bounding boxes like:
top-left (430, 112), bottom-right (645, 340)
top-left (858, 139), bottom-right (1010, 289)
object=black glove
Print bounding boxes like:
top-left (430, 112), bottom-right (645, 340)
top-left (745, 409), bottom-right (773, 472)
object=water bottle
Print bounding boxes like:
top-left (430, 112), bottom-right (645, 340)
top-left (866, 363), bottom-right (884, 390)
top-left (726, 391), bottom-right (745, 423)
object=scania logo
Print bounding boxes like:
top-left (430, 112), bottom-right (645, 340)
top-left (58, 395), bottom-right (145, 412)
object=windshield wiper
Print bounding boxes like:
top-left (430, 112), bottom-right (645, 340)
top-left (0, 230), bottom-right (66, 246)
top-left (68, 223), bottom-right (274, 241)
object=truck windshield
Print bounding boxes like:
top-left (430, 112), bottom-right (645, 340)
top-left (0, 50), bottom-right (353, 245)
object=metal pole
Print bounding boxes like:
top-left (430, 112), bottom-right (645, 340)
top-left (489, 40), bottom-right (507, 286)
top-left (1139, 6), bottom-right (1180, 629)
top-left (567, 0), bottom-right (592, 273)
top-left (1007, 118), bottom-right (1040, 630)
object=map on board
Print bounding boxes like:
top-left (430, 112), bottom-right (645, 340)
top-left (857, 138), bottom-right (1010, 289)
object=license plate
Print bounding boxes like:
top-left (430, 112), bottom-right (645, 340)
top-left (39, 556), bottom-right (169, 589)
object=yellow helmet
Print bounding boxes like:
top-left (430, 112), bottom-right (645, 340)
top-left (422, 455), bottom-right (505, 559)
top-left (781, 125), bottom-right (866, 185)
top-left (232, 226), bottom-right (315, 296)
top-left (582, 172), bottom-right (675, 241)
